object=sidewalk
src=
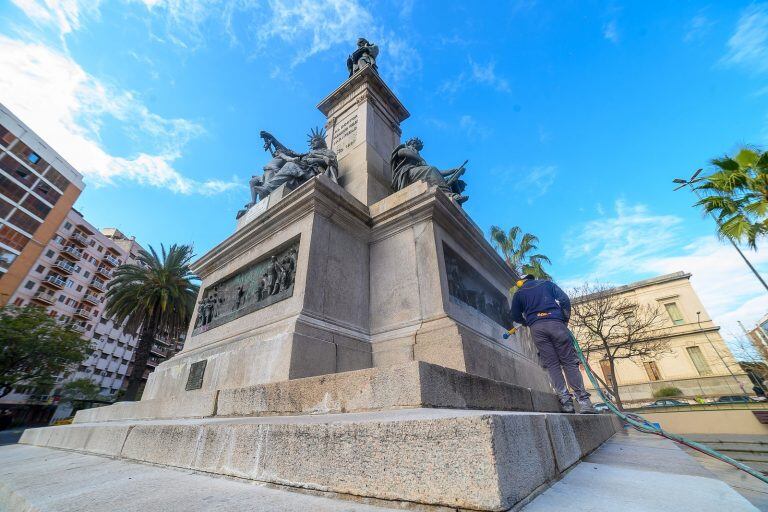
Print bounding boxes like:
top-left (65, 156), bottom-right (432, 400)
top-left (522, 428), bottom-right (765, 511)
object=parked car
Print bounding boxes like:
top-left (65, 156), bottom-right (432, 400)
top-left (646, 399), bottom-right (688, 408)
top-left (593, 402), bottom-right (610, 413)
top-left (712, 395), bottom-right (754, 404)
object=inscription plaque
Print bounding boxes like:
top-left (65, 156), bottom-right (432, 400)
top-left (332, 114), bottom-right (359, 157)
top-left (185, 360), bottom-right (207, 391)
top-left (444, 243), bottom-right (512, 328)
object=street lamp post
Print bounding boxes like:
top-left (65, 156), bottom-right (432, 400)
top-left (674, 170), bottom-right (768, 293)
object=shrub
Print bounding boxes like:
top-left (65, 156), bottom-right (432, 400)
top-left (653, 386), bottom-right (683, 398)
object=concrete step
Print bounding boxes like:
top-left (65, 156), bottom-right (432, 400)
top-left (21, 408), bottom-right (621, 511)
top-left (74, 361), bottom-right (561, 424)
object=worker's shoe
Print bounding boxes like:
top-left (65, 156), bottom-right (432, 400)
top-left (577, 398), bottom-right (597, 414)
top-left (560, 400), bottom-right (575, 413)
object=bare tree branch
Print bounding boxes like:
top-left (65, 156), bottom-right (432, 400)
top-left (569, 283), bottom-right (671, 410)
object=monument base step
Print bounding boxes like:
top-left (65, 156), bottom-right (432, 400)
top-left (73, 361), bottom-right (561, 424)
top-left (21, 408), bottom-right (621, 511)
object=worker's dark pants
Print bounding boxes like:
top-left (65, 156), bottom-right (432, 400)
top-left (529, 319), bottom-right (590, 404)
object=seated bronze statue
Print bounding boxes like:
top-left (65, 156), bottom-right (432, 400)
top-left (390, 137), bottom-right (468, 205)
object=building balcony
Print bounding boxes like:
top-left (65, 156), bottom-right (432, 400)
top-left (81, 292), bottom-right (99, 305)
top-left (69, 231), bottom-right (89, 246)
top-left (89, 279), bottom-right (107, 293)
top-left (102, 254), bottom-right (120, 267)
top-left (42, 274), bottom-right (66, 289)
top-left (70, 323), bottom-right (86, 334)
top-left (73, 308), bottom-right (95, 320)
top-left (60, 245), bottom-right (83, 260)
top-left (52, 259), bottom-right (76, 274)
top-left (31, 290), bottom-right (55, 305)
top-left (146, 357), bottom-right (161, 368)
top-left (95, 266), bottom-right (113, 279)
top-left (150, 344), bottom-right (168, 358)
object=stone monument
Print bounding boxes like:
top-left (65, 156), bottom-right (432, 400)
top-left (17, 40), bottom-right (621, 511)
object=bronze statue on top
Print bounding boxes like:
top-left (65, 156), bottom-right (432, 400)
top-left (390, 137), bottom-right (468, 205)
top-left (347, 38), bottom-right (379, 77)
top-left (238, 128), bottom-right (338, 219)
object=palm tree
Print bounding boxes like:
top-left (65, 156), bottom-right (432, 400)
top-left (695, 147), bottom-right (768, 249)
top-left (105, 244), bottom-right (199, 401)
top-left (489, 225), bottom-right (552, 279)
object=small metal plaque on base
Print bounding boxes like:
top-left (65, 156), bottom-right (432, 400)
top-left (185, 360), bottom-right (207, 391)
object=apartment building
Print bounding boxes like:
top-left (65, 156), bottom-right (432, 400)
top-left (573, 272), bottom-right (752, 403)
top-left (2, 211), bottom-right (185, 425)
top-left (0, 103), bottom-right (85, 305)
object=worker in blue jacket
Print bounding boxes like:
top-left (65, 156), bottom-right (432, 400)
top-left (510, 274), bottom-right (596, 414)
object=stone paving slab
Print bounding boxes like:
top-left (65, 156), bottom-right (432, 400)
top-left (0, 444), bottom-right (399, 512)
top-left (522, 429), bottom-right (763, 512)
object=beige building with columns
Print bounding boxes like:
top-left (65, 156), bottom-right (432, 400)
top-left (574, 272), bottom-right (752, 403)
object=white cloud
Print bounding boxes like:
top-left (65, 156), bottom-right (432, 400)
top-left (0, 36), bottom-right (239, 195)
top-left (517, 166), bottom-right (556, 203)
top-left (469, 59), bottom-right (510, 92)
top-left (642, 237), bottom-right (768, 338)
top-left (458, 115), bottom-right (490, 139)
top-left (440, 58), bottom-right (511, 97)
top-left (603, 20), bottom-right (619, 44)
top-left (10, 0), bottom-right (100, 37)
top-left (684, 12), bottom-right (715, 43)
top-left (563, 200), bottom-right (683, 281)
top-left (132, 0), bottom-right (376, 67)
top-left (562, 200), bottom-right (768, 342)
top-left (723, 3), bottom-right (768, 73)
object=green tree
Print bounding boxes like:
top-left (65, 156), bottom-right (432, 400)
top-left (695, 147), bottom-right (768, 249)
top-left (60, 378), bottom-right (102, 402)
top-left (105, 244), bottom-right (199, 401)
top-left (489, 225), bottom-right (552, 279)
top-left (0, 305), bottom-right (89, 398)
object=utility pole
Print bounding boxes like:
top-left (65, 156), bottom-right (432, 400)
top-left (673, 170), bottom-right (768, 293)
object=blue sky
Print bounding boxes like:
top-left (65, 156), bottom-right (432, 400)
top-left (2, 1), bottom-right (768, 349)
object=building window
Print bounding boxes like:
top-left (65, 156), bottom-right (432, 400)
top-left (686, 346), bottom-right (713, 376)
top-left (45, 249), bottom-right (54, 258)
top-left (0, 125), bottom-right (16, 145)
top-left (23, 280), bottom-right (34, 290)
top-left (57, 294), bottom-right (65, 302)
top-left (0, 196), bottom-right (12, 219)
top-left (0, 247), bottom-right (17, 271)
top-left (0, 224), bottom-right (30, 251)
top-left (76, 284), bottom-right (83, 292)
top-left (0, 173), bottom-right (26, 202)
top-left (9, 209), bottom-right (41, 234)
top-left (26, 152), bottom-right (40, 165)
top-left (35, 264), bottom-right (44, 273)
top-left (20, 195), bottom-right (50, 219)
top-left (643, 361), bottom-right (662, 381)
top-left (83, 270), bottom-right (90, 278)
top-left (89, 240), bottom-right (95, 247)
top-left (599, 360), bottom-right (615, 387)
top-left (664, 302), bottom-right (684, 326)
top-left (43, 167), bottom-right (69, 192)
top-left (63, 221), bottom-right (72, 230)
top-left (13, 297), bottom-right (23, 306)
